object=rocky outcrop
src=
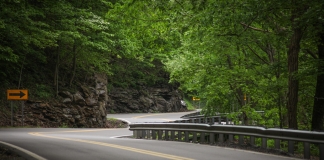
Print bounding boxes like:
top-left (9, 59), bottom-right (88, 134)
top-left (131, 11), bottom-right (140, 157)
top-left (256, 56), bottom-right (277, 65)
top-left (107, 86), bottom-right (187, 113)
top-left (5, 73), bottom-right (186, 127)
top-left (21, 73), bottom-right (108, 128)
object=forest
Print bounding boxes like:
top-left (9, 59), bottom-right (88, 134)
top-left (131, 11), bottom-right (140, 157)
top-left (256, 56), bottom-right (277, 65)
top-left (0, 0), bottom-right (323, 131)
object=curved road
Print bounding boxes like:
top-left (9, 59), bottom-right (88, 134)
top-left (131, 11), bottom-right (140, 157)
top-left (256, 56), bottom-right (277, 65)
top-left (0, 111), bottom-right (297, 160)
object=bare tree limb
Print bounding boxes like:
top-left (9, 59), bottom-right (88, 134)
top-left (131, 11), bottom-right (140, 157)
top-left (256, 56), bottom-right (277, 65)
top-left (246, 45), bottom-right (270, 65)
top-left (240, 22), bottom-right (272, 33)
top-left (303, 49), bottom-right (318, 59)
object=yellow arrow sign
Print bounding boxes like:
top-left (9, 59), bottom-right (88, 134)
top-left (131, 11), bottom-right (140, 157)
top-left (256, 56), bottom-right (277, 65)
top-left (7, 89), bottom-right (28, 100)
top-left (192, 97), bottom-right (200, 101)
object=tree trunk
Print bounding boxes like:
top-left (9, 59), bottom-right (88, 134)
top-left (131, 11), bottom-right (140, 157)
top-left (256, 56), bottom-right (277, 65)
top-left (287, 27), bottom-right (302, 129)
top-left (54, 46), bottom-right (60, 97)
top-left (286, 0), bottom-right (305, 129)
top-left (69, 43), bottom-right (77, 87)
top-left (18, 55), bottom-right (26, 89)
top-left (311, 33), bottom-right (324, 131)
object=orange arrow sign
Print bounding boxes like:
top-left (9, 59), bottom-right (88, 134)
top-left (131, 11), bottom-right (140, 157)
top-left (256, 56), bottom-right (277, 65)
top-left (7, 89), bottom-right (28, 100)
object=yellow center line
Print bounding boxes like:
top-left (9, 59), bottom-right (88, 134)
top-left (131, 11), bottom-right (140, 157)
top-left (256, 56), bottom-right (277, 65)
top-left (132, 114), bottom-right (165, 119)
top-left (32, 129), bottom-right (117, 134)
top-left (28, 131), bottom-right (194, 160)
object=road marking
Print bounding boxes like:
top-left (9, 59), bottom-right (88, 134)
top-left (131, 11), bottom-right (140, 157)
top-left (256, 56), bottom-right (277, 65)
top-left (35, 129), bottom-right (116, 134)
top-left (116, 118), bottom-right (132, 124)
top-left (132, 113), bottom-right (165, 119)
top-left (109, 135), bottom-right (132, 139)
top-left (29, 131), bottom-right (194, 160)
top-left (0, 140), bottom-right (47, 160)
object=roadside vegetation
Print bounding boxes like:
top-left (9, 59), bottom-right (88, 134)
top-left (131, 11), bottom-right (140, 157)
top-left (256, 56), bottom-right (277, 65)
top-left (0, 1), bottom-right (323, 131)
top-left (106, 118), bottom-right (128, 128)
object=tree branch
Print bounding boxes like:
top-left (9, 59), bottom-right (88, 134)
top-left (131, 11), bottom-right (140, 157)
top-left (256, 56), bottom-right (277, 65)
top-left (246, 45), bottom-right (270, 65)
top-left (303, 49), bottom-right (318, 59)
top-left (240, 22), bottom-right (272, 33)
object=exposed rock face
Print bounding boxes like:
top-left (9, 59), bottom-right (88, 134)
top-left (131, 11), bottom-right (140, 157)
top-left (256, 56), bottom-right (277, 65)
top-left (107, 86), bottom-right (187, 113)
top-left (5, 73), bottom-right (186, 127)
top-left (21, 73), bottom-right (108, 128)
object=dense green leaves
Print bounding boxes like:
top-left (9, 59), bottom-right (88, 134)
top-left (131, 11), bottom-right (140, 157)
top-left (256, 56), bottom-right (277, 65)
top-left (0, 0), bottom-right (323, 130)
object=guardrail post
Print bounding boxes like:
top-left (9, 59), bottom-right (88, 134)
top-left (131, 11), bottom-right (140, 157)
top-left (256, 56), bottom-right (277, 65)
top-left (171, 131), bottom-right (175, 141)
top-left (142, 130), bottom-right (146, 139)
top-left (152, 130), bottom-right (156, 140)
top-left (147, 130), bottom-right (151, 139)
top-left (193, 132), bottom-right (197, 143)
top-left (191, 119), bottom-right (195, 123)
top-left (261, 138), bottom-right (267, 148)
top-left (319, 144), bottom-right (324, 160)
top-left (226, 117), bottom-right (229, 125)
top-left (204, 118), bottom-right (207, 124)
top-left (165, 130), bottom-right (169, 140)
top-left (136, 130), bottom-right (142, 138)
top-left (228, 134), bottom-right (233, 142)
top-left (275, 139), bottom-right (280, 149)
top-left (178, 131), bottom-right (182, 141)
top-left (210, 133), bottom-right (215, 144)
top-left (303, 142), bottom-right (310, 159)
top-left (250, 136), bottom-right (255, 145)
top-left (211, 117), bottom-right (215, 124)
top-left (185, 131), bottom-right (189, 142)
top-left (158, 130), bottom-right (163, 140)
top-left (133, 130), bottom-right (137, 138)
top-left (239, 135), bottom-right (244, 145)
top-left (201, 132), bottom-right (205, 143)
top-left (198, 118), bottom-right (201, 123)
top-left (219, 134), bottom-right (224, 143)
top-left (288, 141), bottom-right (294, 154)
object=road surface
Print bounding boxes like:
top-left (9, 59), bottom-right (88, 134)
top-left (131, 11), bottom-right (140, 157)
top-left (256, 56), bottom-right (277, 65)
top-left (0, 111), bottom-right (297, 160)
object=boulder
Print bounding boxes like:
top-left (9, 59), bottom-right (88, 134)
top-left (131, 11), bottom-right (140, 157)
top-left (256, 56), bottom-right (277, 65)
top-left (73, 92), bottom-right (85, 105)
top-left (85, 97), bottom-right (98, 106)
top-left (58, 91), bottom-right (73, 100)
top-left (62, 98), bottom-right (72, 104)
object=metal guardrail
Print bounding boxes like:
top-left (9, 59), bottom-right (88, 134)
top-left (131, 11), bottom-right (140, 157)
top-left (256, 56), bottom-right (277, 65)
top-left (129, 123), bottom-right (324, 159)
top-left (174, 116), bottom-right (231, 125)
top-left (180, 111), bottom-right (265, 126)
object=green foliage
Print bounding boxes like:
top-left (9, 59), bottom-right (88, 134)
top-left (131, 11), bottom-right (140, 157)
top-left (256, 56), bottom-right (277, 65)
top-left (184, 98), bottom-right (195, 111)
top-left (0, 0), bottom-right (323, 131)
top-left (59, 123), bottom-right (69, 128)
top-left (107, 117), bottom-right (127, 128)
top-left (33, 84), bottom-right (53, 99)
top-left (109, 110), bottom-right (116, 114)
top-left (107, 117), bottom-right (118, 122)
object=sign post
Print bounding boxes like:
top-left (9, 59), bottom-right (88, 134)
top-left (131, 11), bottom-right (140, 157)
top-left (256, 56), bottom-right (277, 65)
top-left (7, 89), bottom-right (28, 127)
top-left (192, 97), bottom-right (201, 109)
top-left (11, 101), bottom-right (13, 126)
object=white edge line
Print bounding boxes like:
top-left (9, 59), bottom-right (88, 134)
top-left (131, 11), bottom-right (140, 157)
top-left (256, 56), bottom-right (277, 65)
top-left (116, 118), bottom-right (132, 125)
top-left (110, 135), bottom-right (133, 139)
top-left (0, 140), bottom-right (47, 160)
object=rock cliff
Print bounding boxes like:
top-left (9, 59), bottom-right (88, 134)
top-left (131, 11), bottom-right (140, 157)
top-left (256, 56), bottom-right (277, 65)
top-left (20, 73), bottom-right (108, 128)
top-left (107, 86), bottom-right (187, 113)
top-left (7, 74), bottom-right (186, 128)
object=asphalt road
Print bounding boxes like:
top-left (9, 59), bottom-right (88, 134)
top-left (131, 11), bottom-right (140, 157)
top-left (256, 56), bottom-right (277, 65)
top-left (0, 111), bottom-right (298, 160)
